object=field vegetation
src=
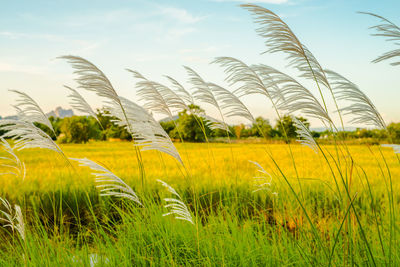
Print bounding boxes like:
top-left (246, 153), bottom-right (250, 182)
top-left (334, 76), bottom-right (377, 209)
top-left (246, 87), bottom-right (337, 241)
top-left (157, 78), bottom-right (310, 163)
top-left (0, 4), bottom-right (399, 266)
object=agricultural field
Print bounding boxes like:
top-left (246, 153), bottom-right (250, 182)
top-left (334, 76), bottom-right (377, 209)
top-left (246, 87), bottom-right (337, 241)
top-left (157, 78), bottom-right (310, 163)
top-left (2, 141), bottom-right (399, 194)
top-left (0, 141), bottom-right (399, 265)
top-left (1, 0), bottom-right (400, 266)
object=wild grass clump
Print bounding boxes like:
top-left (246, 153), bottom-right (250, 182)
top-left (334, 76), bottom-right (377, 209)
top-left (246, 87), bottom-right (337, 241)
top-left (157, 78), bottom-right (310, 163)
top-left (0, 4), bottom-right (399, 266)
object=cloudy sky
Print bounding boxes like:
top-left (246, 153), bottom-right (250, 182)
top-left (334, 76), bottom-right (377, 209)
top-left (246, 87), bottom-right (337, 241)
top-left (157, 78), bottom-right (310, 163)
top-left (0, 0), bottom-right (399, 127)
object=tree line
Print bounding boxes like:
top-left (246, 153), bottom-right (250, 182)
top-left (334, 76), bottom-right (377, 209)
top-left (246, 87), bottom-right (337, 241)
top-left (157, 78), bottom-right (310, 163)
top-left (2, 105), bottom-right (399, 144)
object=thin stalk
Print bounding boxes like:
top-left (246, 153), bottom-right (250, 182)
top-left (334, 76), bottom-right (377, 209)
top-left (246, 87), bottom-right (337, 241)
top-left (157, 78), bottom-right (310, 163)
top-left (323, 149), bottom-right (377, 266)
top-left (268, 153), bottom-right (330, 259)
top-left (328, 193), bottom-right (358, 266)
top-left (267, 94), bottom-right (303, 200)
top-left (357, 165), bottom-right (386, 262)
top-left (378, 147), bottom-right (394, 266)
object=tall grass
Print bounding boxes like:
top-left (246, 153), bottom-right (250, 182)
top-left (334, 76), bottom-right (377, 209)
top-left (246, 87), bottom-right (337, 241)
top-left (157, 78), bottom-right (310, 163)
top-left (0, 4), bottom-right (399, 266)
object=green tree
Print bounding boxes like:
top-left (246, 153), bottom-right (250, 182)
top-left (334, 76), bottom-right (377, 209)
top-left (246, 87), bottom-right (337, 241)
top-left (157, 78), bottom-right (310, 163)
top-left (249, 117), bottom-right (273, 137)
top-left (388, 122), bottom-right (400, 143)
top-left (170, 105), bottom-right (211, 142)
top-left (160, 120), bottom-right (176, 136)
top-left (275, 115), bottom-right (309, 139)
top-left (96, 109), bottom-right (131, 141)
top-left (59, 116), bottom-right (100, 143)
top-left (33, 116), bottom-right (60, 140)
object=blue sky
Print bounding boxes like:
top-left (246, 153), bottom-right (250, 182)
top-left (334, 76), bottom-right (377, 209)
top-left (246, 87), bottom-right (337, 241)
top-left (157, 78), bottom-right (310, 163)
top-left (0, 0), bottom-right (399, 127)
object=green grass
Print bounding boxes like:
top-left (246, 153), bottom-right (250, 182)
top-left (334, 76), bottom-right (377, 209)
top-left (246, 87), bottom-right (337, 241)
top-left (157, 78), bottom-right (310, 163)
top-left (0, 142), bottom-right (399, 266)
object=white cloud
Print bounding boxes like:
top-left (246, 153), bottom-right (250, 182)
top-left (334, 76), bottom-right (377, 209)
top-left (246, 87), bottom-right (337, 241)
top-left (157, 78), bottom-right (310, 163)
top-left (158, 7), bottom-right (205, 24)
top-left (168, 27), bottom-right (195, 37)
top-left (156, 27), bottom-right (196, 43)
top-left (64, 9), bottom-right (140, 27)
top-left (179, 44), bottom-right (231, 54)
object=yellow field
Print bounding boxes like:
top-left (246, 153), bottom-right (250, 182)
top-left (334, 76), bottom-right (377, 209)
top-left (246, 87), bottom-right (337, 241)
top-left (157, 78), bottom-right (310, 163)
top-left (1, 141), bottom-right (399, 197)
top-left (1, 141), bottom-right (399, 265)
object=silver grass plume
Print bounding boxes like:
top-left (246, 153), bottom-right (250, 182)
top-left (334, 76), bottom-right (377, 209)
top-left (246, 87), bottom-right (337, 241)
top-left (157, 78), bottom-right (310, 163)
top-left (65, 86), bottom-right (102, 127)
top-left (0, 197), bottom-right (25, 240)
top-left (59, 56), bottom-right (121, 104)
top-left (360, 12), bottom-right (400, 66)
top-left (207, 83), bottom-right (255, 123)
top-left (253, 64), bottom-right (331, 124)
top-left (249, 161), bottom-right (277, 195)
top-left (381, 144), bottom-right (400, 154)
top-left (166, 75), bottom-right (226, 130)
top-left (201, 114), bottom-right (229, 132)
top-left (106, 97), bottom-right (182, 164)
top-left (60, 56), bottom-right (180, 164)
top-left (325, 70), bottom-right (386, 129)
top-left (212, 57), bottom-right (277, 99)
top-left (164, 76), bottom-right (194, 105)
top-left (184, 66), bottom-right (220, 108)
top-left (71, 158), bottom-right (142, 206)
top-left (127, 69), bottom-right (188, 117)
top-left (0, 119), bottom-right (65, 154)
top-left (157, 179), bottom-right (194, 225)
top-left (60, 56), bottom-right (136, 138)
top-left (293, 117), bottom-right (318, 153)
top-left (241, 4), bottom-right (331, 89)
top-left (184, 66), bottom-right (229, 131)
top-left (10, 90), bottom-right (55, 134)
top-left (212, 56), bottom-right (287, 113)
top-left (0, 137), bottom-right (26, 180)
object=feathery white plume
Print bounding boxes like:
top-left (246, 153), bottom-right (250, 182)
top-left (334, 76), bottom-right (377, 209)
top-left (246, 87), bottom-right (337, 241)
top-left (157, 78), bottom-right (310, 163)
top-left (0, 137), bottom-right (26, 180)
top-left (105, 97), bottom-right (182, 164)
top-left (184, 66), bottom-right (220, 108)
top-left (71, 158), bottom-right (142, 206)
top-left (0, 119), bottom-right (65, 154)
top-left (0, 197), bottom-right (25, 240)
top-left (212, 57), bottom-right (276, 99)
top-left (212, 56), bottom-right (288, 113)
top-left (127, 69), bottom-right (188, 117)
top-left (208, 83), bottom-right (255, 123)
top-left (61, 56), bottom-right (181, 163)
top-left (157, 179), bottom-right (194, 225)
top-left (60, 56), bottom-right (134, 133)
top-left (360, 12), bottom-right (400, 66)
top-left (184, 66), bottom-right (230, 132)
top-left (65, 86), bottom-right (102, 126)
top-left (293, 117), bottom-right (318, 153)
top-left (59, 56), bottom-right (121, 104)
top-left (164, 75), bottom-right (194, 105)
top-left (241, 4), bottom-right (331, 89)
top-left (326, 70), bottom-right (386, 129)
top-left (201, 114), bottom-right (229, 132)
top-left (60, 56), bottom-right (134, 135)
top-left (249, 161), bottom-right (277, 195)
top-left (10, 90), bottom-right (55, 134)
top-left (253, 64), bottom-right (331, 124)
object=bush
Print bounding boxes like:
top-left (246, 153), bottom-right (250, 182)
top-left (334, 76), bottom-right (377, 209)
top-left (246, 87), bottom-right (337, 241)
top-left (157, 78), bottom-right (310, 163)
top-left (59, 116), bottom-right (100, 143)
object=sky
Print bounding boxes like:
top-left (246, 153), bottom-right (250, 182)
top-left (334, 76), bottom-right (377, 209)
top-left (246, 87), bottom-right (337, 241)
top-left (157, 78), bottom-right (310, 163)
top-left (0, 0), bottom-right (399, 128)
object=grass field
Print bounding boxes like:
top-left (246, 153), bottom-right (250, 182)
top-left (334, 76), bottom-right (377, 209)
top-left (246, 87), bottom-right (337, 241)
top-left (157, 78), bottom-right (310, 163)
top-left (0, 141), bottom-right (399, 266)
top-left (1, 3), bottom-right (399, 265)
top-left (2, 141), bottom-right (399, 194)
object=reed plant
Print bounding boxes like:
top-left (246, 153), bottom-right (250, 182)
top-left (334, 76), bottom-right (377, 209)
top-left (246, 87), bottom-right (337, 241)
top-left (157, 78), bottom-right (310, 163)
top-left (0, 4), bottom-right (399, 266)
